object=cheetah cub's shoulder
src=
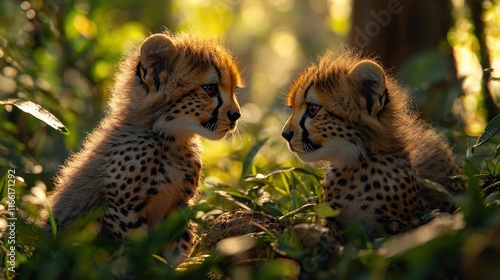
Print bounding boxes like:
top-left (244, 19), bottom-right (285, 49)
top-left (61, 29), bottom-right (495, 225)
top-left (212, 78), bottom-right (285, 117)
top-left (282, 50), bottom-right (464, 239)
top-left (42, 32), bottom-right (243, 243)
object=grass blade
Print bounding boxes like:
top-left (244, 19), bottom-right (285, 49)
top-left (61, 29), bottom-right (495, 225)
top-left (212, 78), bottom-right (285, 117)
top-left (240, 137), bottom-right (268, 180)
top-left (45, 205), bottom-right (58, 238)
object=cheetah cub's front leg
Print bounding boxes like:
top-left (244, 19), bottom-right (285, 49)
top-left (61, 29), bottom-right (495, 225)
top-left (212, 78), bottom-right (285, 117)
top-left (282, 50), bottom-right (463, 239)
top-left (42, 32), bottom-right (244, 263)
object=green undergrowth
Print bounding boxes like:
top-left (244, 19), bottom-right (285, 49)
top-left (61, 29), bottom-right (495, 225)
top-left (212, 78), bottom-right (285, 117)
top-left (1, 117), bottom-right (500, 280)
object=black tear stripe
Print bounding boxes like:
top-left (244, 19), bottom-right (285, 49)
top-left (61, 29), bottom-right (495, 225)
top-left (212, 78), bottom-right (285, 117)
top-left (202, 90), bottom-right (223, 130)
top-left (299, 113), bottom-right (310, 140)
top-left (361, 80), bottom-right (377, 115)
top-left (201, 64), bottom-right (223, 130)
top-left (212, 92), bottom-right (223, 121)
top-left (299, 106), bottom-right (321, 151)
top-left (298, 83), bottom-right (320, 151)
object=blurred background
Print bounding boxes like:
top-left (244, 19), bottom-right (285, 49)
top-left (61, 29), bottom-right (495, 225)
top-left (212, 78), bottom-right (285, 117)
top-left (1, 0), bottom-right (499, 191)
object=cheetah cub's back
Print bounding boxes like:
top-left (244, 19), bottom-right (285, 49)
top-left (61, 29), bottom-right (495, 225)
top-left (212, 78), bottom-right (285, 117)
top-left (42, 32), bottom-right (243, 244)
top-left (282, 50), bottom-right (463, 239)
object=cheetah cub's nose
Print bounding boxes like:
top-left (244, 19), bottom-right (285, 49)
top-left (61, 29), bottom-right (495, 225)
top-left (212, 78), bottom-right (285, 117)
top-left (281, 130), bottom-right (294, 142)
top-left (227, 111), bottom-right (241, 123)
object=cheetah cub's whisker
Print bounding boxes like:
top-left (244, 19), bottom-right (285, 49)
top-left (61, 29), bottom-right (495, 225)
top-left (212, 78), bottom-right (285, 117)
top-left (41, 31), bottom-right (243, 263)
top-left (282, 50), bottom-right (464, 239)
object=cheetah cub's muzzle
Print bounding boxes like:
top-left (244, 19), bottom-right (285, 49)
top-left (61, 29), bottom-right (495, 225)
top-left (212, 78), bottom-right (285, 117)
top-left (281, 87), bottom-right (359, 165)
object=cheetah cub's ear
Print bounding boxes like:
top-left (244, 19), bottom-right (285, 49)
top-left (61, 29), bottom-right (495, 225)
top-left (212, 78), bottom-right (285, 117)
top-left (138, 34), bottom-right (176, 92)
top-left (347, 60), bottom-right (389, 117)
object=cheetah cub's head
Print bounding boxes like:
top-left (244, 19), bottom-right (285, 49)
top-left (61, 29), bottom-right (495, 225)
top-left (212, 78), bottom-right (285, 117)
top-left (131, 32), bottom-right (243, 140)
top-left (282, 51), bottom-right (391, 168)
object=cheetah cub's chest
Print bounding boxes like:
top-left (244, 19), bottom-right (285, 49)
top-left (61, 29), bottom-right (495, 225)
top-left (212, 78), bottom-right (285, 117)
top-left (102, 132), bottom-right (201, 239)
top-left (323, 154), bottom-right (426, 239)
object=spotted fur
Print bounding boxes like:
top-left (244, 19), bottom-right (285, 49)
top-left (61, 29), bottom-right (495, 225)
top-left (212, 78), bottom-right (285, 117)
top-left (41, 32), bottom-right (243, 262)
top-left (282, 50), bottom-right (464, 239)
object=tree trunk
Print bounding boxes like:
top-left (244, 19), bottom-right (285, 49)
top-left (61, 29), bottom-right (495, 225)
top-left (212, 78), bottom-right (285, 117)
top-left (350, 0), bottom-right (454, 69)
top-left (350, 0), bottom-right (459, 126)
top-left (468, 0), bottom-right (499, 121)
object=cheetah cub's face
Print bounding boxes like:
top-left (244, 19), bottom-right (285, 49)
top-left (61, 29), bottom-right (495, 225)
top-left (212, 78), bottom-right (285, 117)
top-left (193, 65), bottom-right (242, 140)
top-left (282, 54), bottom-right (388, 168)
top-left (135, 33), bottom-right (243, 140)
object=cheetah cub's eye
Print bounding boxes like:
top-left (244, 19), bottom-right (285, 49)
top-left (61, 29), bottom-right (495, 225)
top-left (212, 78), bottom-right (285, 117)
top-left (201, 84), bottom-right (218, 98)
top-left (307, 103), bottom-right (322, 118)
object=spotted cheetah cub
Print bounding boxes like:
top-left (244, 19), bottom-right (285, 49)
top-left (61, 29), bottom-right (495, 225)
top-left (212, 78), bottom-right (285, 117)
top-left (282, 50), bottom-right (463, 239)
top-left (42, 32), bottom-right (243, 246)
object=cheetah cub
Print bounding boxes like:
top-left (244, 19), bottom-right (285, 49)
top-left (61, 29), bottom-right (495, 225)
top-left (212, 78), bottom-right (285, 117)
top-left (282, 50), bottom-right (463, 239)
top-left (42, 32), bottom-right (243, 246)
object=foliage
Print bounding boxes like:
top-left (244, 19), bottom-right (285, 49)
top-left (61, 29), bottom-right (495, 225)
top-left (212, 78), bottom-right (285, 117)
top-left (1, 120), bottom-right (500, 279)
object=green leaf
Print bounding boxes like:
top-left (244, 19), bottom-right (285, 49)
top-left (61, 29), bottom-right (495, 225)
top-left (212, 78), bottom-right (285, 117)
top-left (254, 258), bottom-right (300, 279)
top-left (413, 174), bottom-right (453, 197)
top-left (313, 203), bottom-right (340, 219)
top-left (0, 98), bottom-right (69, 134)
top-left (449, 175), bottom-right (469, 184)
top-left (461, 160), bottom-right (488, 227)
top-left (46, 205), bottom-right (58, 239)
top-left (246, 185), bottom-right (264, 199)
top-left (288, 190), bottom-right (308, 213)
top-left (486, 160), bottom-right (496, 175)
top-left (291, 167), bottom-right (324, 179)
top-left (0, 172), bottom-right (8, 201)
top-left (240, 137), bottom-right (268, 180)
top-left (258, 199), bottom-right (283, 217)
top-left (472, 113), bottom-right (500, 151)
top-left (484, 192), bottom-right (500, 207)
top-left (272, 228), bottom-right (303, 258)
top-left (215, 190), bottom-right (252, 210)
top-left (345, 223), bottom-right (369, 248)
top-left (244, 167), bottom-right (323, 182)
top-left (279, 203), bottom-right (316, 221)
top-left (495, 161), bottom-right (500, 176)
